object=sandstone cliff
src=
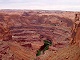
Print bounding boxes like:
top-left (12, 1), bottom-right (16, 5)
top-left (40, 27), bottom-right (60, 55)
top-left (0, 10), bottom-right (80, 60)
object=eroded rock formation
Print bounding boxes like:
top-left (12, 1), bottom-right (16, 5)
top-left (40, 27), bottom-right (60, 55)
top-left (0, 10), bottom-right (80, 60)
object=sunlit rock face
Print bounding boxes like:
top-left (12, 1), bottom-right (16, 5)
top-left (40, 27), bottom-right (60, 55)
top-left (0, 10), bottom-right (77, 60)
top-left (9, 14), bottom-right (73, 47)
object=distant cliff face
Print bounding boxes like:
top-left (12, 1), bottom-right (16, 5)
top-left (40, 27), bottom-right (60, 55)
top-left (0, 11), bottom-right (75, 60)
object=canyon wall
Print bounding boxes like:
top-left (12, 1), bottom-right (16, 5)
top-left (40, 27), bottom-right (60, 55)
top-left (0, 10), bottom-right (80, 60)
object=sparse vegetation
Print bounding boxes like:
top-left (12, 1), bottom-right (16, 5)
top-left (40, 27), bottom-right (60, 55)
top-left (36, 50), bottom-right (41, 56)
top-left (36, 40), bottom-right (52, 56)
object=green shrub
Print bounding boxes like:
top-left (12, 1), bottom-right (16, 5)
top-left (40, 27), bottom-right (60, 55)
top-left (44, 40), bottom-right (52, 46)
top-left (36, 50), bottom-right (41, 56)
top-left (36, 40), bottom-right (52, 56)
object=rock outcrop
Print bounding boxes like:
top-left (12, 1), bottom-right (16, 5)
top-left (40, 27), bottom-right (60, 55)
top-left (0, 10), bottom-right (80, 60)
